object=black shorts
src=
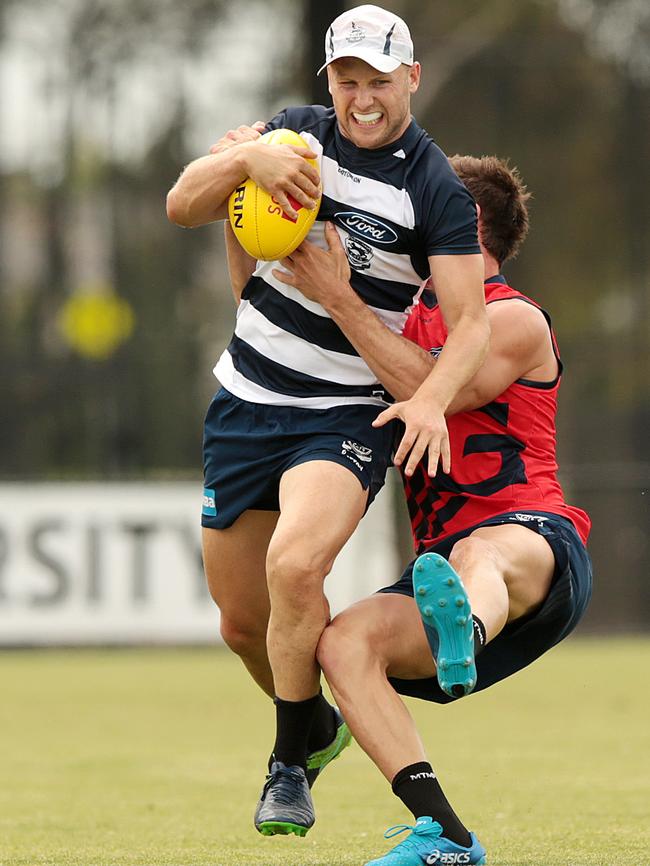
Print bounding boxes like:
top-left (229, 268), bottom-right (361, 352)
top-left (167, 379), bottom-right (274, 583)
top-left (379, 510), bottom-right (593, 703)
top-left (201, 388), bottom-right (395, 529)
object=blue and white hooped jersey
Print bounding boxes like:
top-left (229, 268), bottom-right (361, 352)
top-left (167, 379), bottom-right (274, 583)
top-left (215, 105), bottom-right (480, 410)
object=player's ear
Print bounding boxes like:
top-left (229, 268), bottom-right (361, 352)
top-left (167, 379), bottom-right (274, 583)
top-left (326, 66), bottom-right (334, 96)
top-left (476, 204), bottom-right (487, 248)
top-left (476, 203), bottom-right (484, 237)
top-left (408, 62), bottom-right (421, 94)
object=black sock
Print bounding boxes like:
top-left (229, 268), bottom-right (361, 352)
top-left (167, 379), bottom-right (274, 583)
top-left (392, 761), bottom-right (471, 848)
top-left (271, 693), bottom-right (321, 771)
top-left (306, 691), bottom-right (337, 753)
top-left (268, 692), bottom-right (337, 770)
top-left (472, 615), bottom-right (487, 654)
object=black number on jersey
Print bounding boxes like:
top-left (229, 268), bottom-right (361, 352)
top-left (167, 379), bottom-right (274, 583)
top-left (408, 403), bottom-right (527, 547)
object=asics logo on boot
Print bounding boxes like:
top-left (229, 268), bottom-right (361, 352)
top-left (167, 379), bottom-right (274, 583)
top-left (427, 853), bottom-right (471, 865)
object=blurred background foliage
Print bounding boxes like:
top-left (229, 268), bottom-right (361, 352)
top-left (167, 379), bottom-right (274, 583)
top-left (0, 0), bottom-right (648, 629)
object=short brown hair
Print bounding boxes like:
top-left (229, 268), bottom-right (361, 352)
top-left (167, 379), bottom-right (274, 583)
top-left (449, 155), bottom-right (531, 265)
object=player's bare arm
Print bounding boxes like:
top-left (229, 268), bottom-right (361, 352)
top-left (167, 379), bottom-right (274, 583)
top-left (374, 253), bottom-right (489, 477)
top-left (225, 221), bottom-right (256, 304)
top-left (166, 138), bottom-right (320, 228)
top-left (273, 233), bottom-right (555, 415)
top-left (273, 222), bottom-right (434, 401)
top-left (447, 298), bottom-right (558, 414)
top-left (215, 124), bottom-right (281, 303)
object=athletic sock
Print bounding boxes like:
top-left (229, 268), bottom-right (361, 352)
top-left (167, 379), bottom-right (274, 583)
top-left (472, 615), bottom-right (487, 655)
top-left (306, 691), bottom-right (338, 754)
top-left (391, 761), bottom-right (472, 848)
top-left (271, 693), bottom-right (321, 771)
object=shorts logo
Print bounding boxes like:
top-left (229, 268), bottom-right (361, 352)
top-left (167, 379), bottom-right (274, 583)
top-left (429, 346), bottom-right (443, 358)
top-left (202, 488), bottom-right (217, 517)
top-left (512, 513), bottom-right (548, 524)
top-left (341, 441), bottom-right (373, 462)
top-left (345, 235), bottom-right (374, 271)
top-left (427, 853), bottom-right (471, 864)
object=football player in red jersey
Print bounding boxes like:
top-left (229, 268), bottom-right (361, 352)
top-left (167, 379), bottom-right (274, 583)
top-left (276, 154), bottom-right (592, 865)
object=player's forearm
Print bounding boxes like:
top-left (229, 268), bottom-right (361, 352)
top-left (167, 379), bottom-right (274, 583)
top-left (166, 146), bottom-right (251, 228)
top-left (414, 313), bottom-right (490, 412)
top-left (225, 222), bottom-right (256, 304)
top-left (325, 287), bottom-right (433, 401)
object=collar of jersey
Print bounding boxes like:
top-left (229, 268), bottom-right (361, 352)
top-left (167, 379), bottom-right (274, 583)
top-left (334, 117), bottom-right (421, 163)
top-left (485, 274), bottom-right (507, 285)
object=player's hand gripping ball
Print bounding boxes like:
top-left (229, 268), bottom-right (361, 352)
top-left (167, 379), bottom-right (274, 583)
top-left (227, 129), bottom-right (321, 261)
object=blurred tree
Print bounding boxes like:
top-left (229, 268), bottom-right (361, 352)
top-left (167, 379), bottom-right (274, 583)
top-left (0, 0), bottom-right (297, 475)
top-left (557, 0), bottom-right (650, 83)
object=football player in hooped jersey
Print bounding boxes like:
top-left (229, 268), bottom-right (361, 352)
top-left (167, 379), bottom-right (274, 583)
top-left (166, 4), bottom-right (490, 838)
top-left (278, 156), bottom-right (593, 865)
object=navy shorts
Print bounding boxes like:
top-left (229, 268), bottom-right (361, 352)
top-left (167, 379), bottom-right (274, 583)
top-left (380, 510), bottom-right (593, 703)
top-left (201, 388), bottom-right (395, 529)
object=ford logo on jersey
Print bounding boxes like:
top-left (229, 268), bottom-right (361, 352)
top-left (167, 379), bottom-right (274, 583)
top-left (335, 212), bottom-right (398, 245)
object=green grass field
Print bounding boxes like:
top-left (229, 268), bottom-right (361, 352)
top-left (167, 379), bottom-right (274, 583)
top-left (1, 639), bottom-right (648, 866)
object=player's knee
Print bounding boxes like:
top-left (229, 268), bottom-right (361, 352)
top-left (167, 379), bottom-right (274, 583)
top-left (317, 614), bottom-right (377, 687)
top-left (265, 544), bottom-right (330, 596)
top-left (219, 615), bottom-right (266, 659)
top-left (317, 622), bottom-right (351, 688)
top-left (449, 535), bottom-right (501, 575)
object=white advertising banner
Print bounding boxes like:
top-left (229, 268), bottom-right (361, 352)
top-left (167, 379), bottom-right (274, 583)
top-left (0, 481), bottom-right (399, 645)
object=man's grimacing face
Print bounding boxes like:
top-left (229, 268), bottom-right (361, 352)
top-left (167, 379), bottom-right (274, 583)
top-left (327, 57), bottom-right (421, 150)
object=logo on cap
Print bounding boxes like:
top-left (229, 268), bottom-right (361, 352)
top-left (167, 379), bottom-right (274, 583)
top-left (347, 22), bottom-right (365, 44)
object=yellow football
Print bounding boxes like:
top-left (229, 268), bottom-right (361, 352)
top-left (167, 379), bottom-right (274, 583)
top-left (227, 128), bottom-right (321, 261)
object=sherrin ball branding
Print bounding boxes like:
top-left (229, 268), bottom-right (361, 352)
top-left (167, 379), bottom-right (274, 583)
top-left (227, 128), bottom-right (321, 261)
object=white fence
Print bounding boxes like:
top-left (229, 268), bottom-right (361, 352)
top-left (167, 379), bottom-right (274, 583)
top-left (0, 480), bottom-right (399, 645)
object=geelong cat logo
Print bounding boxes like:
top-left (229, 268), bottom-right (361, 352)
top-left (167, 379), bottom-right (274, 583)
top-left (336, 212), bottom-right (398, 244)
top-left (345, 236), bottom-right (374, 271)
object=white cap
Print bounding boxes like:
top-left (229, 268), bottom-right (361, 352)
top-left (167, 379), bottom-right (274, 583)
top-left (318, 5), bottom-right (414, 75)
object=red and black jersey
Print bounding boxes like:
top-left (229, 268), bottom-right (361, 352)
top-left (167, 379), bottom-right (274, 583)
top-left (402, 275), bottom-right (591, 552)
